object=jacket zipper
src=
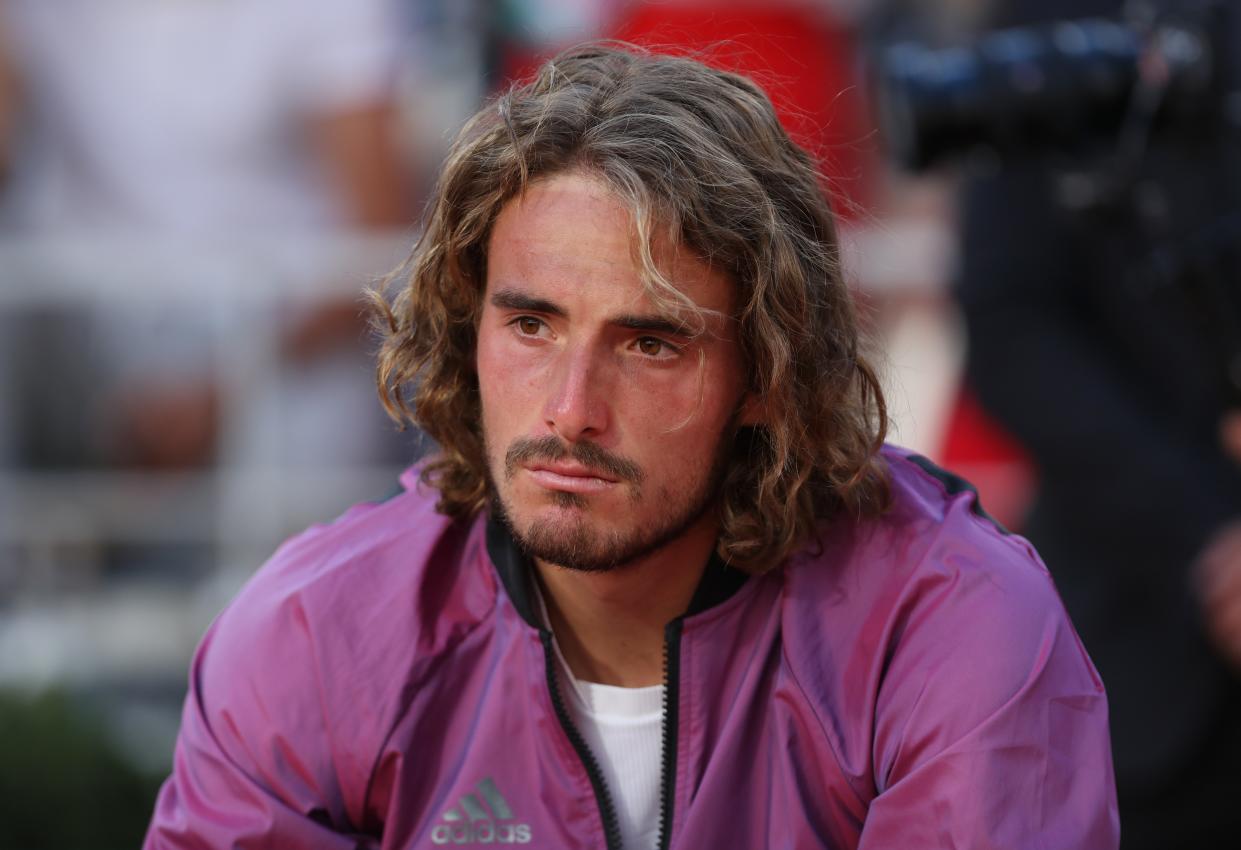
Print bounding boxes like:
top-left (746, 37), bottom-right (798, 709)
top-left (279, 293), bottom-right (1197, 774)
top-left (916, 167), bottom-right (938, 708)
top-left (655, 619), bottom-right (683, 850)
top-left (539, 621), bottom-right (685, 850)
top-left (540, 629), bottom-right (624, 850)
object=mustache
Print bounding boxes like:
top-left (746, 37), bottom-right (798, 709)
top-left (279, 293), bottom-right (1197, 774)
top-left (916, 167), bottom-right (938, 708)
top-left (504, 435), bottom-right (644, 484)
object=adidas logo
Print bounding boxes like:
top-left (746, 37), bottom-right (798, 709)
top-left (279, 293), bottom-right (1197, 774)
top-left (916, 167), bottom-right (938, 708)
top-left (431, 777), bottom-right (532, 845)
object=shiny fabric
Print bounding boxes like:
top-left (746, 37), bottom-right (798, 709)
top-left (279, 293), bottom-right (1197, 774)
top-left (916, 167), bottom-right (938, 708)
top-left (145, 447), bottom-right (1119, 849)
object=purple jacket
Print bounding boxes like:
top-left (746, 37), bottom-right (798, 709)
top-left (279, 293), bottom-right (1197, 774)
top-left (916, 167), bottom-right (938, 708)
top-left (146, 447), bottom-right (1118, 849)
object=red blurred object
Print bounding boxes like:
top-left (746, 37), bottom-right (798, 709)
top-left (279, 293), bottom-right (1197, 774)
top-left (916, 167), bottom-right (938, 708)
top-left (940, 385), bottom-right (1038, 532)
top-left (611, 1), bottom-right (876, 214)
top-left (500, 1), bottom-right (878, 216)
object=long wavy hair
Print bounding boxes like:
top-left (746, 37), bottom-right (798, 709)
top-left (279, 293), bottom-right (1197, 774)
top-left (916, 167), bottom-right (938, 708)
top-left (373, 43), bottom-right (889, 572)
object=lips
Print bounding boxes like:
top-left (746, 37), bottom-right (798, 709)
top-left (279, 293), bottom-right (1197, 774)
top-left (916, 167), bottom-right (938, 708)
top-left (527, 461), bottom-right (616, 481)
top-left (523, 463), bottom-right (618, 494)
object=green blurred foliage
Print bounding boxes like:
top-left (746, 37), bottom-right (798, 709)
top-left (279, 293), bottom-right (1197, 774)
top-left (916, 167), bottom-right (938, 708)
top-left (0, 689), bottom-right (164, 850)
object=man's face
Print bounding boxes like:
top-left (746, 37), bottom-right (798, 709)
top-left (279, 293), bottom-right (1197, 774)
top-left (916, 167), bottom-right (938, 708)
top-left (476, 172), bottom-right (750, 571)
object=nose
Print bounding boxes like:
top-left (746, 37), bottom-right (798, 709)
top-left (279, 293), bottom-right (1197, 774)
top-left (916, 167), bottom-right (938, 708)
top-left (543, 346), bottom-right (609, 442)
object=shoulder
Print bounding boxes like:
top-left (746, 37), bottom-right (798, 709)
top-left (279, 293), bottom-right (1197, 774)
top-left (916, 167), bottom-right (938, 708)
top-left (212, 463), bottom-right (496, 667)
top-left (785, 445), bottom-right (1065, 631)
top-left (192, 464), bottom-right (496, 815)
top-left (777, 447), bottom-right (1117, 844)
top-left (782, 446), bottom-right (1109, 787)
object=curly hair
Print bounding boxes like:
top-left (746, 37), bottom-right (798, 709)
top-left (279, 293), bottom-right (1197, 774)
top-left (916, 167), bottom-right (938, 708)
top-left (373, 43), bottom-right (889, 573)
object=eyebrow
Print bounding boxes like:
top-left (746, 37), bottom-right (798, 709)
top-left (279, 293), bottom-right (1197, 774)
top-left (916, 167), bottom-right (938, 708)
top-left (612, 314), bottom-right (695, 338)
top-left (489, 287), bottom-right (695, 338)
top-left (489, 289), bottom-right (565, 317)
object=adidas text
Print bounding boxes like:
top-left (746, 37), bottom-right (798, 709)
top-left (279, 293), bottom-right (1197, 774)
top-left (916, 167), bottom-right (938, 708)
top-left (430, 822), bottom-right (531, 845)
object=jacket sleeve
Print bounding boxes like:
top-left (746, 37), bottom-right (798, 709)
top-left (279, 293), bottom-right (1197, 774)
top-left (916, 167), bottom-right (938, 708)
top-left (144, 591), bottom-right (375, 849)
top-left (856, 521), bottom-right (1119, 850)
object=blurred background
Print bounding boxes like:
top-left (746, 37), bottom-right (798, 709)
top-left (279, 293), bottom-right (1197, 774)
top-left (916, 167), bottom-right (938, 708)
top-left (1, 0), bottom-right (1238, 847)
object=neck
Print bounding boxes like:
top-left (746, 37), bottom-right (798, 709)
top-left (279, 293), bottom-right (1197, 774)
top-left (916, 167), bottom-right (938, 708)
top-left (535, 515), bottom-right (717, 688)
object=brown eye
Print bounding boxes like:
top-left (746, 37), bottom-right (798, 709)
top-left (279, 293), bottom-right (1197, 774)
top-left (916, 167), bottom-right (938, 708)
top-left (637, 337), bottom-right (665, 356)
top-left (517, 317), bottom-right (542, 335)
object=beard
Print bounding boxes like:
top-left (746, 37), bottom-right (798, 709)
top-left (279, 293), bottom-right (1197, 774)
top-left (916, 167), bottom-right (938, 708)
top-left (487, 428), bottom-right (736, 573)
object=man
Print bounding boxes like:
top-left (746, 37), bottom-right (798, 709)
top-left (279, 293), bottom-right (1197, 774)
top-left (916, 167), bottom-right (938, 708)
top-left (146, 45), bottom-right (1118, 849)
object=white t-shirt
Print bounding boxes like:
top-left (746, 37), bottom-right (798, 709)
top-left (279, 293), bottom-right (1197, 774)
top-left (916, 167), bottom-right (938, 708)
top-left (537, 588), bottom-right (666, 850)
top-left (564, 668), bottom-right (665, 850)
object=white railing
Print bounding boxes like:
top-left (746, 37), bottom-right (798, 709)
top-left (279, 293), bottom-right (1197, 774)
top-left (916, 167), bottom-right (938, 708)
top-left (0, 231), bottom-right (420, 687)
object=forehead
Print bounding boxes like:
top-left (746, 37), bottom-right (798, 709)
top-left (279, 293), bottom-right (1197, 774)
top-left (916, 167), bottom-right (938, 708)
top-left (485, 171), bottom-right (735, 318)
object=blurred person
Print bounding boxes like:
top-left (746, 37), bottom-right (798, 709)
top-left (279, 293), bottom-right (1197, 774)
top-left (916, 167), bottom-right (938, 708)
top-left (146, 45), bottom-right (1117, 849)
top-left (0, 0), bottom-right (409, 233)
top-left (952, 0), bottom-right (1241, 846)
top-left (0, 0), bottom-right (415, 470)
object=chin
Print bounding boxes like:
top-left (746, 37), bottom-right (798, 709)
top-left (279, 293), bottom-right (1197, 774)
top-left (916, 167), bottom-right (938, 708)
top-left (494, 497), bottom-right (632, 572)
top-left (518, 520), bottom-right (638, 573)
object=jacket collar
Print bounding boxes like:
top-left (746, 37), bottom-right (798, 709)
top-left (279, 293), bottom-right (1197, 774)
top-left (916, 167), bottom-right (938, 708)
top-left (484, 514), bottom-right (749, 629)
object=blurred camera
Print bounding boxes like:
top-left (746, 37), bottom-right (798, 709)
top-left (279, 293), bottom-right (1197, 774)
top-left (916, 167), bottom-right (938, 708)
top-left (873, 2), bottom-right (1234, 171)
